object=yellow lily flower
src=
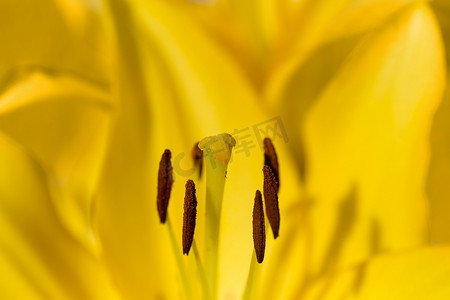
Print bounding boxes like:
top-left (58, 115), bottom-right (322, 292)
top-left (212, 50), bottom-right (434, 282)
top-left (1, 0), bottom-right (450, 299)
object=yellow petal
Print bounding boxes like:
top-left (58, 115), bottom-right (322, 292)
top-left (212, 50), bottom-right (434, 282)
top-left (300, 1), bottom-right (444, 279)
top-left (0, 0), bottom-right (109, 83)
top-left (0, 132), bottom-right (119, 300)
top-left (267, 0), bottom-right (421, 108)
top-left (0, 69), bottom-right (112, 254)
top-left (431, 0), bottom-right (450, 68)
top-left (164, 0), bottom-right (289, 84)
top-left (427, 78), bottom-right (450, 243)
top-left (301, 246), bottom-right (450, 299)
top-left (96, 1), bottom-right (167, 298)
top-left (0, 0), bottom-right (113, 253)
top-left (427, 0), bottom-right (450, 244)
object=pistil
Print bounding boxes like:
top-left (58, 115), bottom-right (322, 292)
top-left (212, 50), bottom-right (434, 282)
top-left (198, 133), bottom-right (236, 299)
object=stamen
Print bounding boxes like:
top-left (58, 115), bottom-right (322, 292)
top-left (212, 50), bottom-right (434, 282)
top-left (253, 190), bottom-right (265, 263)
top-left (183, 180), bottom-right (197, 255)
top-left (242, 251), bottom-right (262, 300)
top-left (192, 142), bottom-right (203, 179)
top-left (263, 166), bottom-right (280, 239)
top-left (166, 216), bottom-right (195, 299)
top-left (192, 240), bottom-right (211, 299)
top-left (157, 149), bottom-right (174, 224)
top-left (263, 138), bottom-right (279, 191)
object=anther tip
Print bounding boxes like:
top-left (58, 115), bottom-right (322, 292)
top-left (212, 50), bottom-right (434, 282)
top-left (263, 166), bottom-right (280, 240)
top-left (183, 180), bottom-right (197, 255)
top-left (192, 142), bottom-right (203, 179)
top-left (263, 138), bottom-right (279, 191)
top-left (157, 149), bottom-right (174, 224)
top-left (253, 190), bottom-right (265, 264)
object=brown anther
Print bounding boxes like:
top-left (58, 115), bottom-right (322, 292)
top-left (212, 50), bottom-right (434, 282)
top-left (183, 180), bottom-right (197, 255)
top-left (264, 138), bottom-right (279, 191)
top-left (157, 149), bottom-right (174, 224)
top-left (253, 190), bottom-right (265, 263)
top-left (191, 142), bottom-right (203, 179)
top-left (263, 165), bottom-right (280, 239)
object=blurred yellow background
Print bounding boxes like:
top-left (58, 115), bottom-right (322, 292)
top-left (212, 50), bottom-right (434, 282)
top-left (0, 0), bottom-right (449, 299)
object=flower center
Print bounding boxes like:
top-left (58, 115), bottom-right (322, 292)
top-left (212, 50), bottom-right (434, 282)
top-left (156, 133), bottom-right (280, 300)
